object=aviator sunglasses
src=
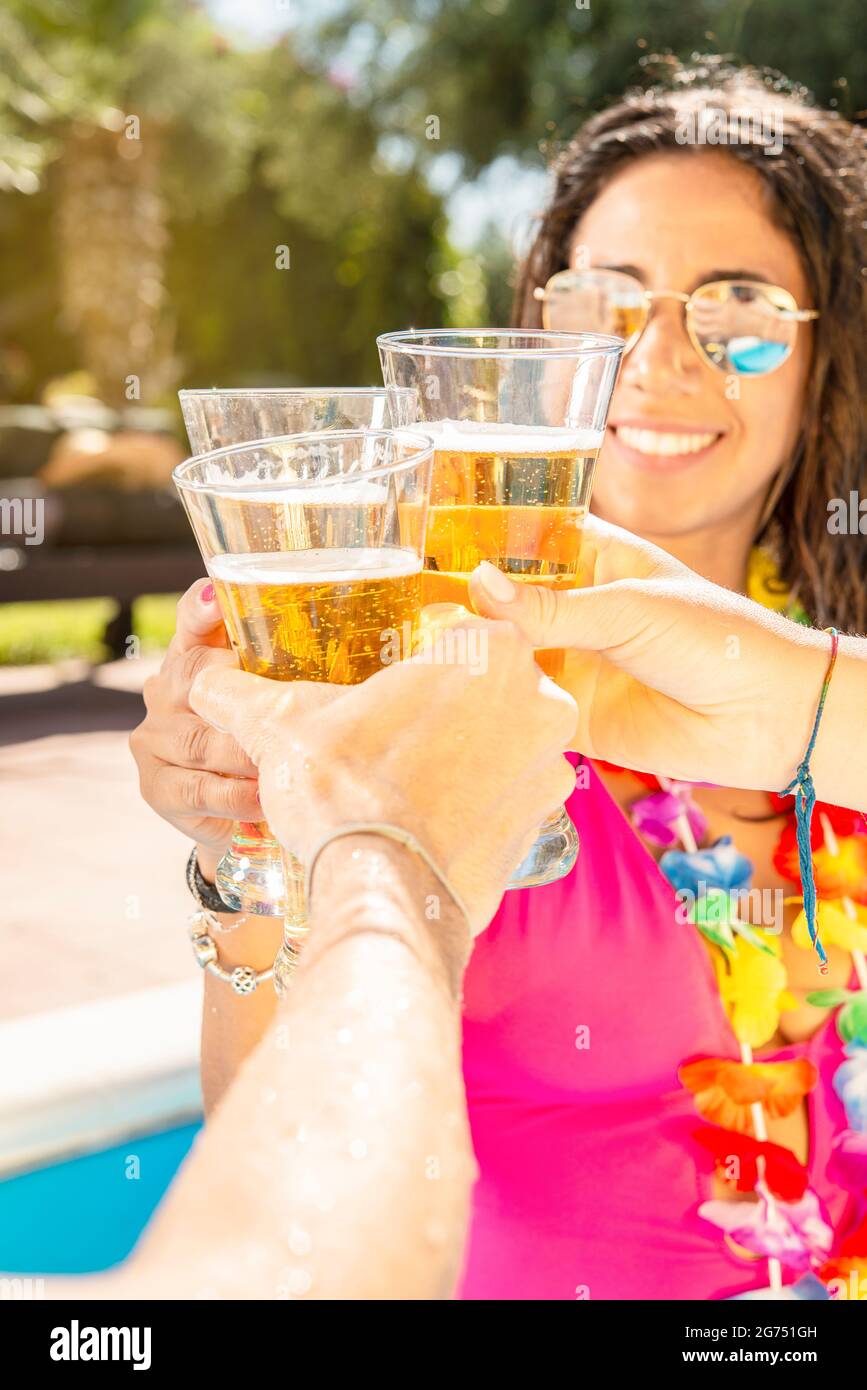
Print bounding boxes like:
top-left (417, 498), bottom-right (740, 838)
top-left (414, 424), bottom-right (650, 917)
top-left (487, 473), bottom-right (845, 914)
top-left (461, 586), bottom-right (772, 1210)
top-left (535, 268), bottom-right (819, 377)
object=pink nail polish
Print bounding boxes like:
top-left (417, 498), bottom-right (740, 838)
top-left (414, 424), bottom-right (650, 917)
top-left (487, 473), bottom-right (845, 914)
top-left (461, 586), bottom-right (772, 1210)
top-left (201, 583), bottom-right (216, 604)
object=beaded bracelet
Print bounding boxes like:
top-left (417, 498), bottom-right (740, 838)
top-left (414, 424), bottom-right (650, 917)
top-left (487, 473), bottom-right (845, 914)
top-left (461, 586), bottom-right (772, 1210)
top-left (185, 845), bottom-right (244, 922)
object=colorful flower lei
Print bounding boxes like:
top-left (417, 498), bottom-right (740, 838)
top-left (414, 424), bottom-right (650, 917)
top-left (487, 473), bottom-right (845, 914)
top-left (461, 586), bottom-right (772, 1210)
top-left (597, 549), bottom-right (867, 1300)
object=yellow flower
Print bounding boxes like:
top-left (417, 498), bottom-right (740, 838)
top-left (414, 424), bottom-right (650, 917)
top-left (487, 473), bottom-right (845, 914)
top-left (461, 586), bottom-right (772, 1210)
top-left (790, 899), bottom-right (867, 954)
top-left (710, 936), bottom-right (798, 1048)
top-left (747, 548), bottom-right (792, 613)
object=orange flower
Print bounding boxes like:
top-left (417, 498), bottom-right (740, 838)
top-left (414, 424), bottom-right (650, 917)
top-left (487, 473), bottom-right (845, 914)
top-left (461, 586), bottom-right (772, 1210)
top-left (678, 1057), bottom-right (818, 1135)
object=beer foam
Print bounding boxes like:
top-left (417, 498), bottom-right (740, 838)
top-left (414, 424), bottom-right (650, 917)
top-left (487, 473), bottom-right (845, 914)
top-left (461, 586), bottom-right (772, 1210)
top-left (426, 418), bottom-right (603, 453)
top-left (209, 547), bottom-right (422, 586)
top-left (210, 479), bottom-right (390, 506)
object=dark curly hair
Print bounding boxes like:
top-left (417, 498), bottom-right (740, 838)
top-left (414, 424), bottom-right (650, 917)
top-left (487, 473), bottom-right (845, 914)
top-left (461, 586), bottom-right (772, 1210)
top-left (513, 57), bottom-right (867, 632)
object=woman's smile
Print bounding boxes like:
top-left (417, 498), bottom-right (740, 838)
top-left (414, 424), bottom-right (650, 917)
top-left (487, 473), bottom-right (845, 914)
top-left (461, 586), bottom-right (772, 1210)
top-left (607, 418), bottom-right (727, 473)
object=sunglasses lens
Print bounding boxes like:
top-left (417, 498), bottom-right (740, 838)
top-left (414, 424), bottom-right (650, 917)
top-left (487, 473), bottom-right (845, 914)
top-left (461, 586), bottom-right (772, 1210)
top-left (690, 283), bottom-right (797, 375)
top-left (543, 270), bottom-right (645, 344)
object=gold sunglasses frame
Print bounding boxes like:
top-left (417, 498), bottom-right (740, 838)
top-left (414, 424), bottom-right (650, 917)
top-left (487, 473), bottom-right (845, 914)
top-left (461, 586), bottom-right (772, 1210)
top-left (534, 269), bottom-right (819, 375)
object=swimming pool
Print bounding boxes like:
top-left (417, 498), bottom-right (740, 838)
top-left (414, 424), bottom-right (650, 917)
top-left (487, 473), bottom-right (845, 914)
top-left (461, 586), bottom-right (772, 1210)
top-left (0, 1121), bottom-right (200, 1274)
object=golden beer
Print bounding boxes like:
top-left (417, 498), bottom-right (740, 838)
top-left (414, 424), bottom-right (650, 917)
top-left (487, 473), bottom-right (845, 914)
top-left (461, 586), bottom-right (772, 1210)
top-left (174, 425), bottom-right (434, 924)
top-left (422, 422), bottom-right (602, 680)
top-left (210, 546), bottom-right (423, 684)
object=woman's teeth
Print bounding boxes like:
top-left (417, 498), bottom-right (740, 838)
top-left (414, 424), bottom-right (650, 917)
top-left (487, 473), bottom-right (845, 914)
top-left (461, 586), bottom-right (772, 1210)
top-left (617, 426), bottom-right (718, 457)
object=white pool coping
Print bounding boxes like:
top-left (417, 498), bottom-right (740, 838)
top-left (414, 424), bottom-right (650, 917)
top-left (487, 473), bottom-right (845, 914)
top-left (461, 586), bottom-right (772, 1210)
top-left (0, 981), bottom-right (202, 1178)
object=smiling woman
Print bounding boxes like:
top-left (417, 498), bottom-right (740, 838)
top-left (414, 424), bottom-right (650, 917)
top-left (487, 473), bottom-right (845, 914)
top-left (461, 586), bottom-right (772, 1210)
top-left (516, 58), bottom-right (867, 632)
top-left (439, 59), bottom-right (867, 1301)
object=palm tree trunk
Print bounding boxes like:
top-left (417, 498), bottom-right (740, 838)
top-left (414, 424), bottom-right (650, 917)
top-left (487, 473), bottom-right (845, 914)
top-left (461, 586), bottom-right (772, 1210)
top-left (54, 121), bottom-right (173, 407)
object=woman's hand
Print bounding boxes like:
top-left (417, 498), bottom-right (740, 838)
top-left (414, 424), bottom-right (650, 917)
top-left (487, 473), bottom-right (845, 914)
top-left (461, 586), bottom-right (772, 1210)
top-left (129, 579), bottom-right (261, 866)
top-left (468, 516), bottom-right (833, 794)
top-left (189, 617), bottom-right (577, 936)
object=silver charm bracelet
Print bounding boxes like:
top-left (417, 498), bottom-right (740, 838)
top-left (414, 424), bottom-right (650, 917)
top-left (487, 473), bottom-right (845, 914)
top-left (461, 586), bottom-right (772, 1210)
top-left (186, 848), bottom-right (274, 996)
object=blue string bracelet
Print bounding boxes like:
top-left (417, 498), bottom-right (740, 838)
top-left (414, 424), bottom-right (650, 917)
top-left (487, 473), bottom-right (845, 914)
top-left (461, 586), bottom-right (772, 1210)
top-left (778, 628), bottom-right (840, 974)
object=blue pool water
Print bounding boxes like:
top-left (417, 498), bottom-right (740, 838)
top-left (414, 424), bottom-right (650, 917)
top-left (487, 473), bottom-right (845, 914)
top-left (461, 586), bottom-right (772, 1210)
top-left (0, 1121), bottom-right (201, 1274)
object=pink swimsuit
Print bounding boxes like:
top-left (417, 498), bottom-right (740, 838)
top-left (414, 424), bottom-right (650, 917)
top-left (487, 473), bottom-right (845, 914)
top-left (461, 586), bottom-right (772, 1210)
top-left (457, 760), bottom-right (857, 1300)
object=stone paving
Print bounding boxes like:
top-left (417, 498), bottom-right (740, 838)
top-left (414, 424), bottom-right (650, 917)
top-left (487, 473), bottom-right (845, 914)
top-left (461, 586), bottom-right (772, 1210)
top-left (0, 656), bottom-right (196, 1022)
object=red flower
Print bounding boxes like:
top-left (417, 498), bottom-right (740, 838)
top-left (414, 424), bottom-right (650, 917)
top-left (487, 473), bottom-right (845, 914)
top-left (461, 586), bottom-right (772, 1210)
top-left (691, 1125), bottom-right (808, 1201)
top-left (837, 1212), bottom-right (867, 1259)
top-left (768, 795), bottom-right (864, 837)
top-left (593, 759), bottom-right (659, 789)
top-left (773, 821), bottom-right (867, 903)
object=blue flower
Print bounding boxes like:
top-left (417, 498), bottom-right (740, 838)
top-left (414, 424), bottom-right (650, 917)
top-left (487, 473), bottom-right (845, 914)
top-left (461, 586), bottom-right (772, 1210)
top-left (660, 835), bottom-right (754, 897)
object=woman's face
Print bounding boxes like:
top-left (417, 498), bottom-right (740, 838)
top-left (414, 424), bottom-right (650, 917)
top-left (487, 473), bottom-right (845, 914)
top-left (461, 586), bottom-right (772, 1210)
top-left (570, 151), bottom-right (813, 540)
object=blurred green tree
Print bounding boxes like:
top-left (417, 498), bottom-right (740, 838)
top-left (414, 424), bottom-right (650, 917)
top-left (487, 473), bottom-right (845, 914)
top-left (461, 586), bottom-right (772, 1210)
top-left (0, 0), bottom-right (252, 404)
top-left (2, 0), bottom-right (863, 408)
top-left (311, 0), bottom-right (866, 174)
top-left (0, 0), bottom-right (450, 405)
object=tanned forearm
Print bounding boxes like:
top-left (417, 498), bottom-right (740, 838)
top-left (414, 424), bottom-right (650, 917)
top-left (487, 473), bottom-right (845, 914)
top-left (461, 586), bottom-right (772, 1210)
top-left (47, 837), bottom-right (476, 1300)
